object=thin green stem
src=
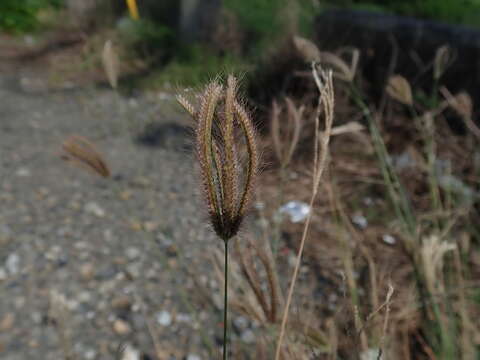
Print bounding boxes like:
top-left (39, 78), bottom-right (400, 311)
top-left (223, 239), bottom-right (229, 360)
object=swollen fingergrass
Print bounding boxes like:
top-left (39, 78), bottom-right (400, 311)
top-left (177, 75), bottom-right (259, 359)
top-left (177, 76), bottom-right (258, 241)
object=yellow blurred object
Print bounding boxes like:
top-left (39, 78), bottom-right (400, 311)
top-left (126, 0), bottom-right (139, 20)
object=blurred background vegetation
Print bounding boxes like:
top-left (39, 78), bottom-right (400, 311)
top-left (2, 0), bottom-right (480, 88)
top-left (2, 0), bottom-right (480, 35)
top-left (0, 0), bottom-right (63, 33)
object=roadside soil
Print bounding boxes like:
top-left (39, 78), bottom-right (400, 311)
top-left (0, 35), bottom-right (231, 360)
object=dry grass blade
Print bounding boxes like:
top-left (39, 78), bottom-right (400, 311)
top-left (234, 240), bottom-right (270, 318)
top-left (61, 135), bottom-right (111, 178)
top-left (212, 247), bottom-right (265, 322)
top-left (377, 283), bottom-right (395, 360)
top-left (102, 40), bottom-right (119, 89)
top-left (275, 64), bottom-right (335, 360)
top-left (434, 45), bottom-right (455, 80)
top-left (254, 240), bottom-right (284, 322)
top-left (270, 97), bottom-right (304, 168)
top-left (312, 65), bottom-right (334, 192)
top-left (330, 121), bottom-right (364, 136)
top-left (284, 97), bottom-right (304, 166)
top-left (237, 237), bottom-right (284, 323)
top-left (420, 235), bottom-right (456, 296)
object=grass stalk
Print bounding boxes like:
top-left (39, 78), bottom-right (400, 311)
top-left (275, 64), bottom-right (334, 360)
top-left (177, 75), bottom-right (258, 359)
top-left (223, 239), bottom-right (229, 360)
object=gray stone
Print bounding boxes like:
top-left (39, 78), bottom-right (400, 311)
top-left (186, 355), bottom-right (201, 360)
top-left (84, 202), bottom-right (106, 217)
top-left (240, 329), bottom-right (255, 344)
top-left (5, 253), bottom-right (20, 275)
top-left (156, 310), bottom-right (172, 326)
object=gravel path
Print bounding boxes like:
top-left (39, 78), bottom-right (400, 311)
top-left (0, 64), bottom-right (231, 359)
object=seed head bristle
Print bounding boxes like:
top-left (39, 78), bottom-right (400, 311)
top-left (222, 75), bottom-right (239, 222)
top-left (176, 94), bottom-right (196, 118)
top-left (197, 83), bottom-right (223, 224)
top-left (233, 100), bottom-right (258, 219)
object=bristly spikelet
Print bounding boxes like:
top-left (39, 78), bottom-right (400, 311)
top-left (176, 76), bottom-right (259, 242)
top-left (61, 135), bottom-right (111, 178)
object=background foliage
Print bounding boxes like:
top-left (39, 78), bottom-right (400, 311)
top-left (0, 0), bottom-right (62, 33)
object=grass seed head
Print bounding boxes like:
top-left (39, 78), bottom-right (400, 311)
top-left (61, 135), bottom-right (111, 178)
top-left (177, 75), bottom-right (258, 241)
top-left (386, 75), bottom-right (413, 106)
top-left (434, 45), bottom-right (454, 80)
top-left (102, 40), bottom-right (119, 89)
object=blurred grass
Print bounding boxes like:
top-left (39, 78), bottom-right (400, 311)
top-left (137, 46), bottom-right (251, 89)
top-left (224, 0), bottom-right (317, 55)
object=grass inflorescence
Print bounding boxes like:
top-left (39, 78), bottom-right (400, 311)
top-left (177, 75), bottom-right (259, 359)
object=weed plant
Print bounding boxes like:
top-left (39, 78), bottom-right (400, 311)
top-left (177, 75), bottom-right (259, 359)
top-left (293, 35), bottom-right (479, 359)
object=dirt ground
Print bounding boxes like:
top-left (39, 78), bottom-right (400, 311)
top-left (0, 40), bottom-right (243, 360)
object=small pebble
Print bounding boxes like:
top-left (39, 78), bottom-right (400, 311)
top-left (84, 349), bottom-right (97, 360)
top-left (156, 310), bottom-right (172, 326)
top-left (121, 344), bottom-right (141, 360)
top-left (80, 263), bottom-right (95, 281)
top-left (113, 319), bottom-right (131, 335)
top-left (111, 296), bottom-right (132, 311)
top-left (176, 313), bottom-right (191, 323)
top-left (5, 253), bottom-right (20, 275)
top-left (352, 214), bottom-right (368, 229)
top-left (125, 247), bottom-right (141, 260)
top-left (186, 355), bottom-right (201, 360)
top-left (0, 267), bottom-right (7, 281)
top-left (241, 329), bottom-right (255, 344)
top-left (382, 234), bottom-right (396, 245)
top-left (233, 316), bottom-right (248, 330)
top-left (16, 168), bottom-right (31, 177)
top-left (0, 313), bottom-right (15, 331)
top-left (84, 202), bottom-right (106, 217)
